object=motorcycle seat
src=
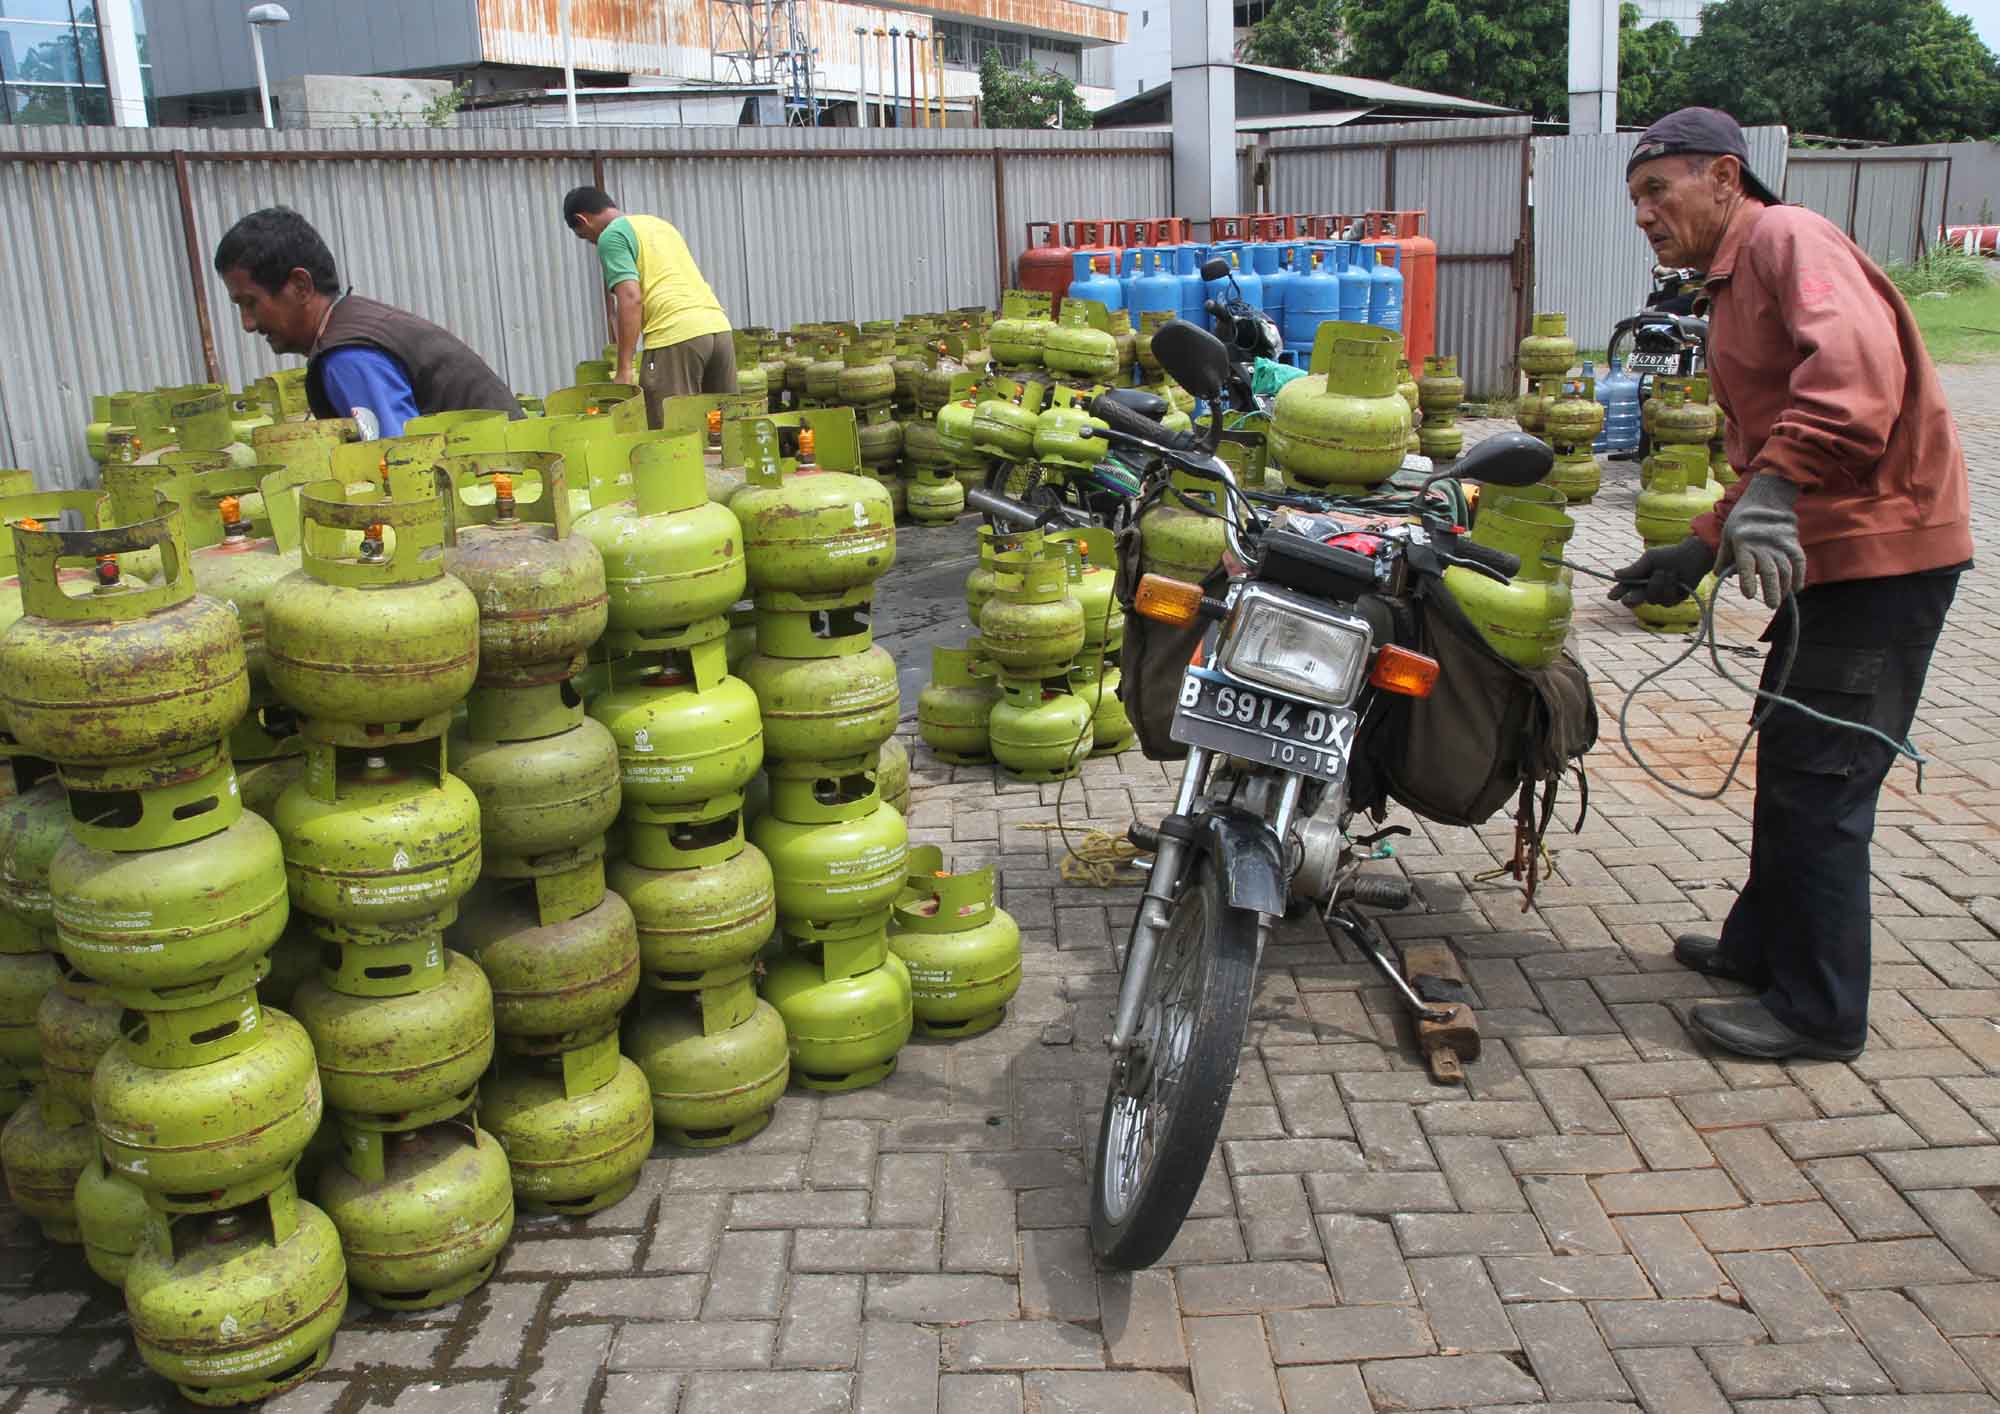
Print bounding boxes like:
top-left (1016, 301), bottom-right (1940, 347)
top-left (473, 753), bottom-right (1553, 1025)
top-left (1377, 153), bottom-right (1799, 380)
top-left (1098, 387), bottom-right (1170, 419)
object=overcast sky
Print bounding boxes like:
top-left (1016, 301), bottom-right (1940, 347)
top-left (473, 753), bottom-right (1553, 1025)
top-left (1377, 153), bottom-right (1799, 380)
top-left (1951, 0), bottom-right (2000, 49)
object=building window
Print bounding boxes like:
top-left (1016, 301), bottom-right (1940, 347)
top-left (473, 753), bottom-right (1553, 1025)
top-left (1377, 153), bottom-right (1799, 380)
top-left (1, 0), bottom-right (148, 125)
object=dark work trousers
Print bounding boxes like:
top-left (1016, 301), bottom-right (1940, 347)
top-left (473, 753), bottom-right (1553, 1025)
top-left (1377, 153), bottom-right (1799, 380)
top-left (1715, 569), bottom-right (1960, 1049)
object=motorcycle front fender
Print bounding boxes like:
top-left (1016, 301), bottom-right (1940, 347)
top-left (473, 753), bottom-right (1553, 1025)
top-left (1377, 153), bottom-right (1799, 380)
top-left (1197, 808), bottom-right (1288, 917)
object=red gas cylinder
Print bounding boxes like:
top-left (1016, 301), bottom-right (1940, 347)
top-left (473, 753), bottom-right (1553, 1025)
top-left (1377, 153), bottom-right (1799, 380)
top-left (1366, 209), bottom-right (1437, 378)
top-left (1209, 215), bottom-right (1252, 241)
top-left (1065, 220), bottom-right (1123, 299)
top-left (1305, 213), bottom-right (1360, 241)
top-left (1019, 222), bottom-right (1076, 312)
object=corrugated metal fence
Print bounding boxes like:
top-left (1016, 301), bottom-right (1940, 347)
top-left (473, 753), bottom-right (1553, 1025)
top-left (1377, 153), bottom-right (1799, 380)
top-left (1530, 126), bottom-right (1789, 364)
top-left (0, 125), bottom-right (1170, 486)
top-left (1781, 149), bottom-right (1949, 268)
top-left (1263, 118), bottom-right (1533, 400)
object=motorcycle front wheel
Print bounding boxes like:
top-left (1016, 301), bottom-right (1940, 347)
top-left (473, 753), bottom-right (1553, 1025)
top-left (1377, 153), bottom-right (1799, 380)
top-left (1090, 858), bottom-right (1258, 1269)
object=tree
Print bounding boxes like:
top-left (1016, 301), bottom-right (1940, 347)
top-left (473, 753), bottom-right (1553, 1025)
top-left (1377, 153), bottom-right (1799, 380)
top-left (1316, 0), bottom-right (1570, 118)
top-left (1668, 0), bottom-right (2000, 142)
top-left (1241, 0), bottom-right (1343, 71)
top-left (978, 48), bottom-right (1093, 129)
top-left (1618, 4), bottom-right (1687, 126)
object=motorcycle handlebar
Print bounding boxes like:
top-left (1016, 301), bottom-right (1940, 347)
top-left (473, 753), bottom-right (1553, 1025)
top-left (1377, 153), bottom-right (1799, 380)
top-left (1449, 536), bottom-right (1521, 579)
top-left (1086, 393), bottom-right (1195, 451)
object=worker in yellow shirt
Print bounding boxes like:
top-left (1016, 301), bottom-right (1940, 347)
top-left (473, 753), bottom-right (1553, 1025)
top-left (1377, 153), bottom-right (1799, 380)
top-left (562, 186), bottom-right (735, 427)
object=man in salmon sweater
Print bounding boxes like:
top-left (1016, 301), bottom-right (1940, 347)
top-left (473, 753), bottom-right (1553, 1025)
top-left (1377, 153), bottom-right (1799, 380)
top-left (1612, 108), bottom-right (1973, 1061)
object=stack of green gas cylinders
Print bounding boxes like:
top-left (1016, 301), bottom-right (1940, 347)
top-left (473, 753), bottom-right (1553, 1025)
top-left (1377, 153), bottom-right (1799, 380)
top-left (919, 523), bottom-right (1129, 781)
top-left (732, 413), bottom-right (915, 1092)
top-left (584, 430), bottom-right (790, 1148)
top-left (841, 331), bottom-right (908, 515)
top-left (440, 452), bottom-right (657, 1220)
top-left (2, 498), bottom-right (342, 1406)
top-left (265, 439), bottom-right (517, 1323)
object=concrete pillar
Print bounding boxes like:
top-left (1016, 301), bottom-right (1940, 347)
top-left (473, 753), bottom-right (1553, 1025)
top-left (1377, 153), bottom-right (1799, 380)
top-left (1171, 0), bottom-right (1234, 233)
top-left (1567, 0), bottom-right (1618, 135)
top-left (97, 0), bottom-right (149, 128)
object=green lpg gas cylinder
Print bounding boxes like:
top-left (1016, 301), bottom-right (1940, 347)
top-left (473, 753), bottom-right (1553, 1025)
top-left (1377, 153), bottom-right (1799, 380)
top-left (1139, 470), bottom-right (1229, 584)
top-left (609, 797), bottom-right (775, 992)
top-left (1709, 410), bottom-right (1737, 489)
top-left (803, 342), bottom-right (847, 405)
top-left (730, 433), bottom-right (896, 594)
top-left (255, 920), bottom-right (318, 1012)
top-left (876, 737), bottom-right (911, 818)
top-left (575, 434), bottom-right (745, 636)
top-left (838, 336), bottom-right (898, 407)
top-left (589, 623), bottom-right (763, 809)
top-left (1652, 377), bottom-right (1719, 448)
top-left (317, 1115), bottom-right (513, 1310)
top-left (749, 763), bottom-right (908, 939)
top-left (1042, 299), bottom-right (1119, 380)
top-left (972, 380), bottom-right (1043, 462)
top-left (1547, 377), bottom-right (1605, 451)
top-left (856, 405), bottom-right (905, 476)
top-left (2, 1090), bottom-right (94, 1241)
top-left (452, 883), bottom-right (639, 1053)
top-left (624, 974), bottom-right (789, 1147)
top-left (979, 548), bottom-right (1084, 680)
top-left (0, 766), bottom-right (64, 948)
top-left (404, 407), bottom-right (511, 456)
top-left (440, 455), bottom-right (609, 685)
top-left (36, 968), bottom-right (122, 1120)
top-left (988, 677), bottom-right (1093, 781)
top-left (291, 947), bottom-right (494, 1129)
top-left (739, 596), bottom-right (900, 762)
top-left (124, 1184), bottom-right (347, 1407)
top-left (264, 466), bottom-right (479, 735)
top-left (543, 381), bottom-right (640, 419)
top-left (1, 508), bottom-right (248, 767)
top-left (1519, 311), bottom-right (1577, 378)
top-left (1444, 488), bottom-right (1576, 669)
top-left (901, 417), bottom-right (951, 483)
top-left (1417, 355), bottom-right (1465, 461)
top-left (906, 465), bottom-right (965, 525)
top-left (1399, 369), bottom-right (1421, 454)
top-left (1032, 401), bottom-right (1111, 472)
top-left (935, 396), bottom-right (980, 471)
top-left (918, 646), bottom-right (999, 764)
top-left (53, 755), bottom-right (289, 1005)
top-left (0, 491), bottom-right (106, 642)
top-left (1515, 375), bottom-right (1557, 437)
top-left (482, 1033), bottom-right (654, 1215)
top-left (76, 1149), bottom-right (150, 1286)
top-left (989, 292), bottom-right (1052, 368)
top-left (1069, 661), bottom-right (1135, 755)
top-left (1268, 322), bottom-right (1410, 491)
top-left (1633, 445), bottom-right (1722, 634)
top-left (450, 704), bottom-right (622, 868)
top-left (887, 846), bottom-right (1020, 1039)
top-left (274, 741), bottom-right (482, 936)
top-left (182, 467), bottom-right (313, 693)
top-left (1050, 528), bottom-right (1122, 651)
top-left (761, 930), bottom-right (913, 1091)
top-left (0, 950), bottom-right (58, 1073)
top-left (94, 1005), bottom-right (322, 1209)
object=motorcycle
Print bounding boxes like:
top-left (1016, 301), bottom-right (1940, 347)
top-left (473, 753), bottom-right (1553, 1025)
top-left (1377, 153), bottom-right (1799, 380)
top-left (1607, 264), bottom-right (1708, 459)
top-left (1021, 321), bottom-right (1553, 1269)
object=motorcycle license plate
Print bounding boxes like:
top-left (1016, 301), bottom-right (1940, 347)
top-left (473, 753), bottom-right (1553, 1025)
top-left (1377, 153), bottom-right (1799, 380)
top-left (1625, 351), bottom-right (1681, 374)
top-left (1169, 668), bottom-right (1357, 784)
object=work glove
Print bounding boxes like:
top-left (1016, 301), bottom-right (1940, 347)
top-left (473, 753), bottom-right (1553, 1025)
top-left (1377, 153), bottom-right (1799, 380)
top-left (1609, 534), bottom-right (1714, 608)
top-left (1717, 474), bottom-right (1806, 610)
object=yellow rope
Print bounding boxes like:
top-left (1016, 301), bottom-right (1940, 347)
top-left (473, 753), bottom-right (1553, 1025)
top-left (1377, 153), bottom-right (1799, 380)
top-left (1018, 822), bottom-right (1147, 886)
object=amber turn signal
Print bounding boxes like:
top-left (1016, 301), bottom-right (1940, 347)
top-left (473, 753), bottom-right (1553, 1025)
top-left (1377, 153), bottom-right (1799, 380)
top-left (1134, 573), bottom-right (1204, 628)
top-left (1369, 645), bottom-right (1439, 698)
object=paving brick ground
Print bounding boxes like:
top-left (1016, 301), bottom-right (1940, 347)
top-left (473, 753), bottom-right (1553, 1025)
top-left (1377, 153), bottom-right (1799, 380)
top-left (5, 366), bottom-right (2000, 1412)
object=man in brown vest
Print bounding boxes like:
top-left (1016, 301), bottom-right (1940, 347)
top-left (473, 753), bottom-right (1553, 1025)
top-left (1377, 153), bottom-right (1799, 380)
top-left (213, 207), bottom-right (518, 436)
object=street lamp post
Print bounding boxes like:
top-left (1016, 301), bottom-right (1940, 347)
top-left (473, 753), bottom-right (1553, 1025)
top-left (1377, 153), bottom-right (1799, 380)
top-left (246, 3), bottom-right (289, 129)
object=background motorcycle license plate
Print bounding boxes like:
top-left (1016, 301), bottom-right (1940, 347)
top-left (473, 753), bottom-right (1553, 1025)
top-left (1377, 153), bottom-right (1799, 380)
top-left (1170, 670), bottom-right (1357, 784)
top-left (1625, 351), bottom-right (1681, 374)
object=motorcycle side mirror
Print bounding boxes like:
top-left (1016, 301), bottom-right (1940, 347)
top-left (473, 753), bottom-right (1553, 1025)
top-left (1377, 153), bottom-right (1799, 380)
top-left (1200, 257), bottom-right (1232, 282)
top-left (1152, 320), bottom-right (1232, 404)
top-left (1447, 430), bottom-right (1554, 488)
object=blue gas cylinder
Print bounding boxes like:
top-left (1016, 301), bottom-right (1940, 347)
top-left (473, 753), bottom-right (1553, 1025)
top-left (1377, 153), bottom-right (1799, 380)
top-left (1595, 355), bottom-right (1642, 453)
top-left (1128, 248), bottom-right (1179, 320)
top-left (1173, 246), bottom-right (1209, 327)
top-left (1116, 248), bottom-right (1143, 311)
top-left (1249, 243), bottom-right (1291, 330)
top-left (1367, 244), bottom-right (1403, 332)
top-left (1069, 249), bottom-right (1123, 312)
top-left (1283, 244), bottom-right (1341, 359)
top-left (1336, 243), bottom-right (1372, 325)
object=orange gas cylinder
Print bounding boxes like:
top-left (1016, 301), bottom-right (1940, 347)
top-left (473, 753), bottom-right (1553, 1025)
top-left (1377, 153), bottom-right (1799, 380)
top-left (1365, 210), bottom-right (1437, 378)
top-left (1018, 223), bottom-right (1075, 315)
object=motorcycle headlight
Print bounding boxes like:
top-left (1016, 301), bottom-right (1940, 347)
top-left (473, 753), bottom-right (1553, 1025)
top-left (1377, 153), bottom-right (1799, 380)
top-left (1217, 586), bottom-right (1371, 707)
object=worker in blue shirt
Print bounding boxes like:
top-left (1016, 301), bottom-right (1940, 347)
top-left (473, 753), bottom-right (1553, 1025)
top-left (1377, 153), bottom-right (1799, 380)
top-left (214, 208), bottom-right (518, 434)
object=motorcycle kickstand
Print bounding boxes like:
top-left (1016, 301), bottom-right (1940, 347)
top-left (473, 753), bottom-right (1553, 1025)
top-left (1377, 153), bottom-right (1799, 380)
top-left (1322, 903), bottom-right (1482, 1085)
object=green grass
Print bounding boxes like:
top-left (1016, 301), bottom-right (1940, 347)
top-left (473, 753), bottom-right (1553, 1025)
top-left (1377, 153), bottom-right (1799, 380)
top-left (1888, 245), bottom-right (1991, 297)
top-left (1908, 279), bottom-right (2000, 365)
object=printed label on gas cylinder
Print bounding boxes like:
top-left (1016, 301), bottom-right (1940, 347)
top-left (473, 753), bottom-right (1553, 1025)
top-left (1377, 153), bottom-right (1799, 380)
top-left (52, 901), bottom-right (157, 933)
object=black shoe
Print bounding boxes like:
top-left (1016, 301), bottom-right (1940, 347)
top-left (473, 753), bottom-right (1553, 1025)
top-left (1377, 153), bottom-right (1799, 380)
top-left (1673, 933), bottom-right (1758, 986)
top-left (1690, 1000), bottom-right (1864, 1061)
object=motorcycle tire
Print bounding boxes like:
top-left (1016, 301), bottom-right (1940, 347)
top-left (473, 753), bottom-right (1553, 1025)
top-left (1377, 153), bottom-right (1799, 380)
top-left (1090, 858), bottom-right (1258, 1269)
